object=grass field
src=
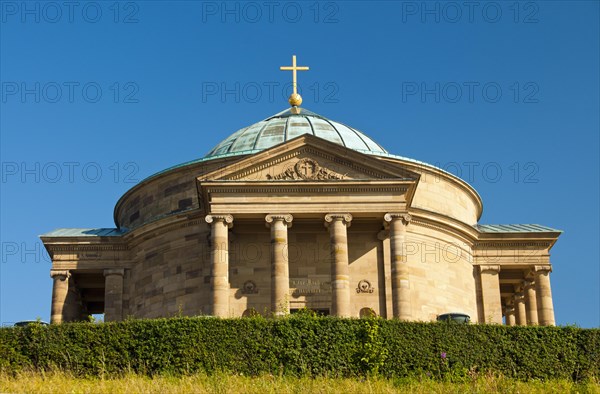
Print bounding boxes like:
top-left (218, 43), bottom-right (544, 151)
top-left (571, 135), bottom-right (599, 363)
top-left (0, 372), bottom-right (598, 394)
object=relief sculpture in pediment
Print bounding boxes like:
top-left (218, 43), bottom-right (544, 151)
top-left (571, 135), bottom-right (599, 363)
top-left (266, 158), bottom-right (345, 180)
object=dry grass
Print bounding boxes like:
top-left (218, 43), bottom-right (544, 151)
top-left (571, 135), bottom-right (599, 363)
top-left (0, 371), bottom-right (598, 394)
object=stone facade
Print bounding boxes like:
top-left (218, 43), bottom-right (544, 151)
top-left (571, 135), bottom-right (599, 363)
top-left (41, 127), bottom-right (561, 325)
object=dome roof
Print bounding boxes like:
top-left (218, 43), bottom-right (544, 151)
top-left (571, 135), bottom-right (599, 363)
top-left (205, 108), bottom-right (388, 158)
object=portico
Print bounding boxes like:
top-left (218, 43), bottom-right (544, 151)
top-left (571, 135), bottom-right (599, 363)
top-left (197, 133), bottom-right (419, 317)
top-left (473, 227), bottom-right (560, 326)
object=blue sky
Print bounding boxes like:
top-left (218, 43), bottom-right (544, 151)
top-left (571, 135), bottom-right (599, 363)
top-left (0, 1), bottom-right (598, 327)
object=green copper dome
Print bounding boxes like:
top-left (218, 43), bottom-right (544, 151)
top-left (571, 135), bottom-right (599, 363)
top-left (205, 108), bottom-right (388, 158)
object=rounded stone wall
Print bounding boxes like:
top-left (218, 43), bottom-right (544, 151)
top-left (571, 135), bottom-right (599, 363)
top-left (114, 149), bottom-right (482, 321)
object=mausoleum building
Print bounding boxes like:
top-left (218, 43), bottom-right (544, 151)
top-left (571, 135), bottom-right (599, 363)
top-left (41, 57), bottom-right (560, 326)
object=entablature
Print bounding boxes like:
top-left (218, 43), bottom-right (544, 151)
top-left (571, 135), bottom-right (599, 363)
top-left (199, 179), bottom-right (416, 219)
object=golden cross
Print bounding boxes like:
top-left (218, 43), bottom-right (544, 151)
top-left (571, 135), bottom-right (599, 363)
top-left (280, 55), bottom-right (309, 95)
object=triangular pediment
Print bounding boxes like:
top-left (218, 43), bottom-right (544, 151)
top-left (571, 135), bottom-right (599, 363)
top-left (200, 134), bottom-right (418, 182)
top-left (197, 135), bottom-right (420, 218)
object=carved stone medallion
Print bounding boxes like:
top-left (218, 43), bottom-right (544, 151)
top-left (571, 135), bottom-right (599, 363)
top-left (356, 279), bottom-right (375, 293)
top-left (242, 280), bottom-right (258, 294)
top-left (266, 158), bottom-right (344, 180)
top-left (295, 158), bottom-right (319, 179)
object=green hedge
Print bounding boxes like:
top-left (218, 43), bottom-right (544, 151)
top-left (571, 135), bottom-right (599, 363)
top-left (0, 316), bottom-right (598, 381)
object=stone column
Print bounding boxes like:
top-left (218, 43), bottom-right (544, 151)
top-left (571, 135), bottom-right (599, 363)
top-left (524, 280), bottom-right (538, 325)
top-left (384, 213), bottom-right (412, 320)
top-left (64, 284), bottom-right (83, 322)
top-left (479, 265), bottom-right (502, 324)
top-left (265, 214), bottom-right (293, 316)
top-left (50, 270), bottom-right (70, 324)
top-left (534, 266), bottom-right (555, 326)
top-left (513, 291), bottom-right (527, 326)
top-left (377, 230), bottom-right (391, 319)
top-left (325, 213), bottom-right (353, 317)
top-left (504, 306), bottom-right (516, 326)
top-left (104, 268), bottom-right (125, 322)
top-left (205, 214), bottom-right (233, 318)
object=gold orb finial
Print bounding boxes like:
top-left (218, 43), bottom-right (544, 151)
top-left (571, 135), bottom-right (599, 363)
top-left (280, 55), bottom-right (309, 108)
top-left (288, 93), bottom-right (302, 107)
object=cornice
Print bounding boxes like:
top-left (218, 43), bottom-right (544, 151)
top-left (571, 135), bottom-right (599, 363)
top-left (476, 232), bottom-right (560, 251)
top-left (408, 208), bottom-right (479, 245)
top-left (378, 156), bottom-right (483, 220)
top-left (474, 241), bottom-right (554, 249)
top-left (202, 136), bottom-right (419, 182)
top-left (202, 184), bottom-right (410, 194)
top-left (226, 151), bottom-right (299, 180)
top-left (198, 179), bottom-right (416, 219)
top-left (301, 147), bottom-right (391, 180)
top-left (46, 244), bottom-right (129, 252)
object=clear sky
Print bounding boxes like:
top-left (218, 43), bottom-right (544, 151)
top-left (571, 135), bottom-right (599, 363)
top-left (1, 1), bottom-right (598, 327)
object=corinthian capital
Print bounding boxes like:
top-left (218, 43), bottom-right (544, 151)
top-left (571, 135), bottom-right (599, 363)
top-left (265, 214), bottom-right (294, 228)
top-left (205, 214), bottom-right (234, 228)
